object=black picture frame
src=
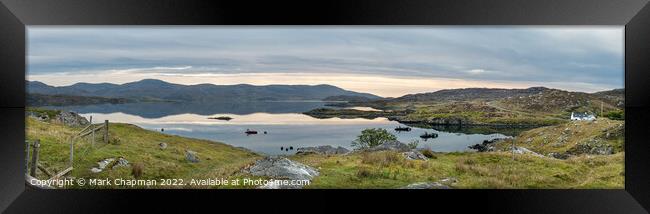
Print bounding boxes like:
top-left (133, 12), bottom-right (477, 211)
top-left (1, 0), bottom-right (649, 213)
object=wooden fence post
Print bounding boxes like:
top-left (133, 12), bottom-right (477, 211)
top-left (90, 116), bottom-right (94, 147)
top-left (25, 141), bottom-right (31, 174)
top-left (30, 140), bottom-right (40, 177)
top-left (104, 120), bottom-right (109, 144)
top-left (69, 138), bottom-right (74, 168)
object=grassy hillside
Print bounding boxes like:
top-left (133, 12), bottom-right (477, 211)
top-left (350, 88), bottom-right (624, 126)
top-left (495, 89), bottom-right (621, 116)
top-left (493, 118), bottom-right (624, 156)
top-left (26, 117), bottom-right (260, 189)
top-left (400, 101), bottom-right (566, 126)
top-left (290, 151), bottom-right (623, 189)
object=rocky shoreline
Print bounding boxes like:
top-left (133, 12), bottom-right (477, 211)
top-left (304, 107), bottom-right (558, 128)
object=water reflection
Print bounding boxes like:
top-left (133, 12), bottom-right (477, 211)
top-left (44, 101), bottom-right (519, 155)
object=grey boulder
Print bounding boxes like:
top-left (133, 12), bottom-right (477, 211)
top-left (402, 150), bottom-right (428, 160)
top-left (185, 150), bottom-right (200, 163)
top-left (56, 111), bottom-right (90, 127)
top-left (246, 156), bottom-right (319, 181)
top-left (365, 140), bottom-right (411, 152)
top-left (296, 145), bottom-right (350, 155)
top-left (257, 179), bottom-right (305, 189)
top-left (400, 182), bottom-right (451, 189)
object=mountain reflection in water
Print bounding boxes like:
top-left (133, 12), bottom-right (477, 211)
top-left (44, 101), bottom-right (522, 155)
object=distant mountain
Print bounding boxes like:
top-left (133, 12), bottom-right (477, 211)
top-left (364, 87), bottom-right (624, 115)
top-left (593, 88), bottom-right (624, 97)
top-left (322, 95), bottom-right (381, 102)
top-left (390, 87), bottom-right (551, 102)
top-left (496, 88), bottom-right (623, 114)
top-left (27, 79), bottom-right (382, 102)
top-left (28, 93), bottom-right (132, 106)
top-left (592, 88), bottom-right (625, 108)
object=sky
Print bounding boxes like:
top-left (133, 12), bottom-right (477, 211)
top-left (27, 27), bottom-right (624, 97)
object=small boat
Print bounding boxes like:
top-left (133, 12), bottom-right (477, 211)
top-left (420, 132), bottom-right (438, 139)
top-left (245, 129), bottom-right (258, 135)
top-left (395, 126), bottom-right (411, 132)
top-left (208, 116), bottom-right (233, 121)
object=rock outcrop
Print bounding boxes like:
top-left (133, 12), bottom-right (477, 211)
top-left (402, 150), bottom-right (428, 160)
top-left (91, 158), bottom-right (115, 173)
top-left (511, 146), bottom-right (545, 158)
top-left (568, 140), bottom-right (614, 155)
top-left (245, 157), bottom-right (319, 181)
top-left (185, 150), bottom-right (200, 163)
top-left (365, 140), bottom-right (411, 152)
top-left (55, 111), bottom-right (90, 127)
top-left (400, 178), bottom-right (458, 189)
top-left (468, 138), bottom-right (506, 152)
top-left (296, 145), bottom-right (349, 155)
top-left (400, 182), bottom-right (451, 189)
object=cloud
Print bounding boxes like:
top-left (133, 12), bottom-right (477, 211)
top-left (466, 69), bottom-right (487, 74)
top-left (27, 27), bottom-right (624, 96)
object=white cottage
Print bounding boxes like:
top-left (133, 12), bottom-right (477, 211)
top-left (570, 112), bottom-right (596, 121)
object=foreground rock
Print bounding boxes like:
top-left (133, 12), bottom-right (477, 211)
top-left (511, 146), bottom-right (545, 158)
top-left (402, 150), bottom-right (428, 160)
top-left (365, 140), bottom-right (411, 152)
top-left (400, 182), bottom-right (451, 189)
top-left (55, 111), bottom-right (90, 127)
top-left (468, 138), bottom-right (507, 152)
top-left (246, 157), bottom-right (319, 181)
top-left (257, 179), bottom-right (305, 189)
top-left (296, 145), bottom-right (349, 155)
top-left (185, 150), bottom-right (200, 163)
top-left (568, 139), bottom-right (614, 155)
top-left (547, 152), bottom-right (571, 159)
top-left (90, 157), bottom-right (130, 173)
top-left (91, 158), bottom-right (115, 173)
top-left (400, 177), bottom-right (458, 189)
top-left (113, 157), bottom-right (129, 168)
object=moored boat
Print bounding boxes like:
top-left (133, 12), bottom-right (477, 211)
top-left (420, 132), bottom-right (438, 139)
top-left (395, 126), bottom-right (412, 131)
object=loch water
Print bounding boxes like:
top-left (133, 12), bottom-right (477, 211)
top-left (44, 101), bottom-right (523, 155)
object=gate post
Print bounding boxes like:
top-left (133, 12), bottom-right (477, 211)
top-left (25, 140), bottom-right (31, 174)
top-left (30, 140), bottom-right (40, 177)
top-left (104, 120), bottom-right (109, 144)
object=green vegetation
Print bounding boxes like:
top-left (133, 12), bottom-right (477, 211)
top-left (26, 84), bottom-right (626, 189)
top-left (407, 140), bottom-right (420, 150)
top-left (290, 151), bottom-right (623, 189)
top-left (401, 101), bottom-right (566, 126)
top-left (288, 118), bottom-right (624, 189)
top-left (26, 107), bottom-right (61, 119)
top-left (26, 117), bottom-right (260, 189)
top-left (325, 88), bottom-right (624, 128)
top-left (604, 110), bottom-right (624, 120)
top-left (421, 149), bottom-right (436, 159)
top-left (303, 108), bottom-right (404, 119)
top-left (493, 118), bottom-right (624, 156)
top-left (351, 128), bottom-right (397, 150)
